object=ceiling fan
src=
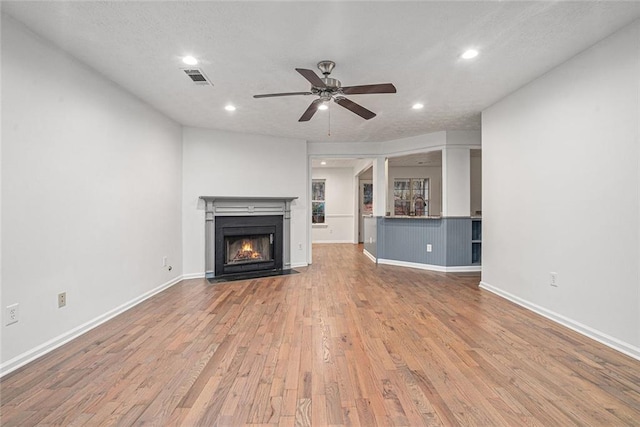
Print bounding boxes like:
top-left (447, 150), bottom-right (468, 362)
top-left (253, 61), bottom-right (396, 122)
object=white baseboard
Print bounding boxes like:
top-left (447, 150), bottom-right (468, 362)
top-left (363, 249), bottom-right (377, 263)
top-left (378, 258), bottom-right (481, 273)
top-left (479, 281), bottom-right (640, 362)
top-left (312, 240), bottom-right (355, 244)
top-left (182, 272), bottom-right (205, 279)
top-left (0, 275), bottom-right (184, 378)
top-left (291, 262), bottom-right (309, 269)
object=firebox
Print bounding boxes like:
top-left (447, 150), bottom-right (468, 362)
top-left (214, 215), bottom-right (283, 277)
top-left (226, 235), bottom-right (272, 265)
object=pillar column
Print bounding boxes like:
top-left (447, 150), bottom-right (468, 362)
top-left (372, 156), bottom-right (388, 217)
top-left (442, 147), bottom-right (471, 217)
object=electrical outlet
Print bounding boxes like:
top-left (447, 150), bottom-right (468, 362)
top-left (426, 244), bottom-right (432, 252)
top-left (162, 256), bottom-right (167, 267)
top-left (298, 243), bottom-right (302, 250)
top-left (58, 292), bottom-right (67, 308)
top-left (6, 304), bottom-right (19, 325)
top-left (550, 272), bottom-right (558, 287)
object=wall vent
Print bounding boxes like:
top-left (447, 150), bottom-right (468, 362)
top-left (182, 68), bottom-right (212, 86)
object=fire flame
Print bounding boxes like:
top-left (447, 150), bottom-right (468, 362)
top-left (233, 240), bottom-right (262, 261)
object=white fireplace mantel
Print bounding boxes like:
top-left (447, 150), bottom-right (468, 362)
top-left (199, 196), bottom-right (298, 278)
top-left (200, 196), bottom-right (297, 216)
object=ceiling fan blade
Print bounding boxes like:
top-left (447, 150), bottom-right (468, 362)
top-left (253, 91), bottom-right (312, 98)
top-left (334, 97), bottom-right (376, 120)
top-left (299, 99), bottom-right (324, 122)
top-left (341, 83), bottom-right (397, 95)
top-left (296, 68), bottom-right (327, 88)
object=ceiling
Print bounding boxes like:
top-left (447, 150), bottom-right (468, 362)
top-left (3, 1), bottom-right (639, 143)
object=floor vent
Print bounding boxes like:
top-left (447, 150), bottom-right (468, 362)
top-left (182, 68), bottom-right (212, 86)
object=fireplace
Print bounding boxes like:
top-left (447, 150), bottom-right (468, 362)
top-left (200, 196), bottom-right (297, 279)
top-left (215, 215), bottom-right (283, 276)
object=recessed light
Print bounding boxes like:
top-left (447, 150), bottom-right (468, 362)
top-left (225, 105), bottom-right (236, 112)
top-left (412, 103), bottom-right (424, 110)
top-left (461, 49), bottom-right (479, 59)
top-left (318, 104), bottom-right (328, 111)
top-left (320, 161), bottom-right (327, 165)
top-left (182, 56), bottom-right (198, 65)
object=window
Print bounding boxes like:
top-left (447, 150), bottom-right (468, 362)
top-left (393, 178), bottom-right (429, 216)
top-left (311, 179), bottom-right (326, 224)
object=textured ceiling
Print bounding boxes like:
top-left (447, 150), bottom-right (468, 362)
top-left (3, 1), bottom-right (640, 143)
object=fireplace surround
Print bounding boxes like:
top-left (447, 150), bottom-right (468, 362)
top-left (200, 196), bottom-right (297, 279)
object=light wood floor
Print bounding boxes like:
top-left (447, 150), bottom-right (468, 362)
top-left (2, 244), bottom-right (640, 426)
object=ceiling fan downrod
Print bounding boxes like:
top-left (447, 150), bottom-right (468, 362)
top-left (317, 60), bottom-right (335, 76)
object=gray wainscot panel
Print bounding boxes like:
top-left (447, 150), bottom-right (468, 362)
top-left (445, 218), bottom-right (472, 266)
top-left (379, 217), bottom-right (446, 265)
top-left (376, 216), bottom-right (479, 268)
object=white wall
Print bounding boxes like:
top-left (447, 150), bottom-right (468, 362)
top-left (1, 15), bottom-right (183, 372)
top-left (311, 167), bottom-right (355, 243)
top-left (482, 20), bottom-right (640, 357)
top-left (387, 166), bottom-right (442, 216)
top-left (182, 127), bottom-right (308, 275)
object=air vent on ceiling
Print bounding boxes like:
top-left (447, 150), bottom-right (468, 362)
top-left (182, 68), bottom-right (212, 86)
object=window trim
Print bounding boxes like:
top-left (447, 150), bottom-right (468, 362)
top-left (311, 179), bottom-right (326, 224)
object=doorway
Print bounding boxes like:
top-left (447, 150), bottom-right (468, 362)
top-left (358, 180), bottom-right (373, 242)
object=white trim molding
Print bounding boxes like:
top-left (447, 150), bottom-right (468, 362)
top-left (0, 275), bottom-right (183, 378)
top-left (182, 272), bottom-right (206, 280)
top-left (378, 258), bottom-right (481, 273)
top-left (479, 281), bottom-right (640, 362)
top-left (312, 240), bottom-right (354, 244)
top-left (363, 249), bottom-right (377, 263)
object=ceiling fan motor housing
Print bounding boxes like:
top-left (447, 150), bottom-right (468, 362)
top-left (321, 77), bottom-right (341, 89)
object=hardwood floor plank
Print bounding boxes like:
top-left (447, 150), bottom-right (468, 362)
top-left (280, 389), bottom-right (298, 417)
top-left (247, 382), bottom-right (273, 424)
top-left (295, 398), bottom-right (311, 427)
top-left (2, 244), bottom-right (640, 426)
top-left (311, 393), bottom-right (328, 426)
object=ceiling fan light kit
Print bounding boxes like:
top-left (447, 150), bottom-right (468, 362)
top-left (253, 60), bottom-right (396, 122)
